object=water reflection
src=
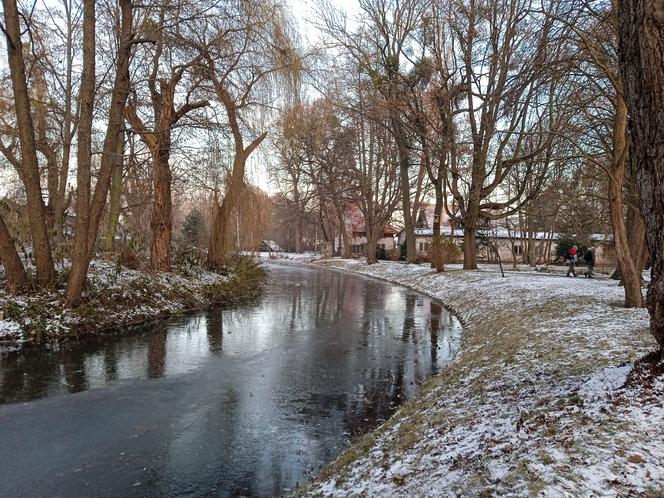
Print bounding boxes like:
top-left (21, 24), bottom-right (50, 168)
top-left (0, 264), bottom-right (462, 497)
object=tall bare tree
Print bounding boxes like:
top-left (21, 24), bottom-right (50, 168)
top-left (1, 0), bottom-right (55, 286)
top-left (618, 0), bottom-right (664, 346)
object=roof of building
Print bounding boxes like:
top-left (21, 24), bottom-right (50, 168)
top-left (405, 227), bottom-right (613, 242)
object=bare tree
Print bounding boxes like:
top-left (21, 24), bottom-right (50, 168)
top-left (618, 0), bottom-right (664, 346)
top-left (125, 0), bottom-right (209, 272)
top-left (1, 0), bottom-right (55, 286)
top-left (65, 0), bottom-right (133, 305)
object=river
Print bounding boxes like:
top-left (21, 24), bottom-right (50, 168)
top-left (0, 264), bottom-right (461, 497)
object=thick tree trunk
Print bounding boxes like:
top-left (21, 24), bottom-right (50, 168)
top-left (463, 224), bottom-right (478, 270)
top-left (366, 231), bottom-right (378, 265)
top-left (208, 167), bottom-right (248, 269)
top-left (619, 0), bottom-right (664, 345)
top-left (150, 145), bottom-right (172, 271)
top-left (0, 214), bottom-right (27, 292)
top-left (2, 0), bottom-right (54, 286)
top-left (64, 0), bottom-right (95, 306)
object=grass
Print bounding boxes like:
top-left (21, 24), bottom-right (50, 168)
top-left (297, 260), bottom-right (656, 496)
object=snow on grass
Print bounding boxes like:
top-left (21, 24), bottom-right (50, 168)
top-left (300, 259), bottom-right (660, 497)
top-left (0, 256), bottom-right (264, 348)
top-left (253, 251), bottom-right (321, 263)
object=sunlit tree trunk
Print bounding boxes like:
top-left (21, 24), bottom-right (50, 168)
top-left (2, 0), bottom-right (54, 286)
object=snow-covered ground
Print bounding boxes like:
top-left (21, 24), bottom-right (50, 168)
top-left (253, 251), bottom-right (321, 263)
top-left (0, 258), bottom-right (256, 348)
top-left (302, 259), bottom-right (663, 497)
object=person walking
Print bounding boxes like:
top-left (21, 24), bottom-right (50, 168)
top-left (566, 245), bottom-right (578, 277)
top-left (583, 247), bottom-right (596, 278)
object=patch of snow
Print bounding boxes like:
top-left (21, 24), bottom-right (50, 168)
top-left (300, 259), bottom-right (659, 497)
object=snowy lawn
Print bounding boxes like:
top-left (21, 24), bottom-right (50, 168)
top-left (301, 259), bottom-right (662, 497)
top-left (0, 258), bottom-right (263, 350)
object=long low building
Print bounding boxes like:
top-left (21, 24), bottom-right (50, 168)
top-left (397, 227), bottom-right (616, 267)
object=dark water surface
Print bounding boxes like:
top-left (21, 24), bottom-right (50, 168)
top-left (0, 264), bottom-right (461, 497)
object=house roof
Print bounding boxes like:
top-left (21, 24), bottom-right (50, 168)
top-left (404, 227), bottom-right (613, 242)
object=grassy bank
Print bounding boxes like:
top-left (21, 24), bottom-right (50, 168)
top-left (0, 255), bottom-right (266, 350)
top-left (301, 259), bottom-right (662, 496)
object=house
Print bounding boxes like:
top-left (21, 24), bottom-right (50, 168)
top-left (259, 240), bottom-right (282, 253)
top-left (338, 202), bottom-right (397, 256)
top-left (398, 226), bottom-right (617, 267)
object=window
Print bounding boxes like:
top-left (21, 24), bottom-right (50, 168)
top-left (418, 242), bottom-right (427, 252)
top-left (514, 245), bottom-right (523, 255)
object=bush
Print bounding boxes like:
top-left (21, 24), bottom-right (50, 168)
top-left (388, 247), bottom-right (401, 261)
top-left (428, 235), bottom-right (461, 272)
top-left (376, 247), bottom-right (388, 260)
top-left (204, 254), bottom-right (267, 303)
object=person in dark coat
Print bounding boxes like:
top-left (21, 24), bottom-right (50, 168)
top-left (583, 247), bottom-right (596, 278)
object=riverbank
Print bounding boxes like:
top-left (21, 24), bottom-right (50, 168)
top-left (303, 259), bottom-right (663, 496)
top-left (0, 256), bottom-right (266, 351)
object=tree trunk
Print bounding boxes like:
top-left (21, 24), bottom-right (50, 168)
top-left (619, 0), bottom-right (664, 345)
top-left (208, 158), bottom-right (249, 269)
top-left (104, 137), bottom-right (124, 251)
top-left (64, 0), bottom-right (132, 306)
top-left (609, 93), bottom-right (643, 307)
top-left (392, 117), bottom-right (416, 263)
top-left (86, 0), bottom-right (132, 260)
top-left (337, 208), bottom-right (352, 258)
top-left (0, 214), bottom-right (27, 292)
top-left (150, 143), bottom-right (172, 271)
top-left (463, 224), bottom-right (478, 270)
top-left (432, 185), bottom-right (443, 238)
top-left (2, 0), bottom-right (54, 287)
top-left (366, 231), bottom-right (378, 265)
top-left (64, 0), bottom-right (95, 306)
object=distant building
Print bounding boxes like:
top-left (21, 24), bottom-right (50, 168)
top-left (397, 227), bottom-right (617, 267)
top-left (338, 202), bottom-right (397, 256)
top-left (259, 240), bottom-right (282, 253)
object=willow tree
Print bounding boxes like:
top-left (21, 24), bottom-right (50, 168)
top-left (204, 0), bottom-right (299, 269)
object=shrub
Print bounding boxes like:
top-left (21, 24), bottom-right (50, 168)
top-left (204, 254), bottom-right (267, 303)
top-left (428, 235), bottom-right (461, 272)
top-left (388, 247), bottom-right (401, 261)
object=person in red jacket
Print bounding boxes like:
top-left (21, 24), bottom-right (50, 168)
top-left (566, 245), bottom-right (578, 277)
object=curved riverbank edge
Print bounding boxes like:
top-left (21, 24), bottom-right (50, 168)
top-left (299, 259), bottom-right (663, 497)
top-left (0, 258), bottom-right (266, 353)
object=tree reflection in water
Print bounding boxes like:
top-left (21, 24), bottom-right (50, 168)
top-left (0, 265), bottom-right (462, 497)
